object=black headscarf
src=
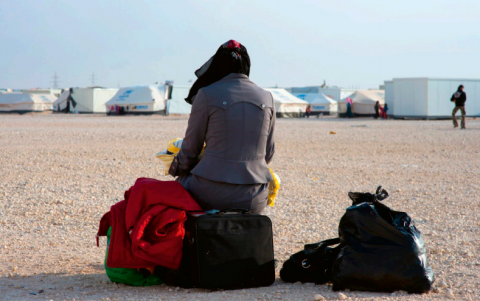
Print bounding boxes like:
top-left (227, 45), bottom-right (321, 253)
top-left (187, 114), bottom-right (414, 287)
top-left (185, 40), bottom-right (250, 104)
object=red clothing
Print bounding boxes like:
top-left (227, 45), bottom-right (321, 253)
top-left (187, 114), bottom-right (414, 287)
top-left (97, 178), bottom-right (202, 270)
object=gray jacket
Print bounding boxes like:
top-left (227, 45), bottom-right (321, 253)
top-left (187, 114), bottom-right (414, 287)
top-left (169, 73), bottom-right (275, 184)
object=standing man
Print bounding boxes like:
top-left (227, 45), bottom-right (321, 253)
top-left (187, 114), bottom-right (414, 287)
top-left (305, 105), bottom-right (312, 118)
top-left (451, 85), bottom-right (467, 129)
top-left (374, 101), bottom-right (380, 119)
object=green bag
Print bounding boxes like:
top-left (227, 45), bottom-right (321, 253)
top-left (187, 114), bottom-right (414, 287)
top-left (105, 227), bottom-right (163, 286)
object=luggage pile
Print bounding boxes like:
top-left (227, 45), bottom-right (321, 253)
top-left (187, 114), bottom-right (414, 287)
top-left (280, 186), bottom-right (435, 293)
top-left (97, 181), bottom-right (434, 294)
top-left (97, 178), bottom-right (275, 289)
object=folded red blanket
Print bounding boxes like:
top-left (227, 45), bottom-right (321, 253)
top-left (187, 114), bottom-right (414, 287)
top-left (97, 178), bottom-right (202, 269)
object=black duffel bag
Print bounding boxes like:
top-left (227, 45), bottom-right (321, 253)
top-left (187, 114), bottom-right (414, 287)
top-left (280, 238), bottom-right (343, 284)
top-left (156, 209), bottom-right (275, 290)
top-left (332, 186), bottom-right (435, 293)
top-left (187, 209), bottom-right (275, 289)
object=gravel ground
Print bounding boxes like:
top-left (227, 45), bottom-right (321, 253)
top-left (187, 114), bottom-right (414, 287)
top-left (0, 113), bottom-right (479, 301)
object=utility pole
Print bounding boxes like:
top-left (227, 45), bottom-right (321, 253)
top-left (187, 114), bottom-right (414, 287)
top-left (51, 71), bottom-right (59, 89)
top-left (91, 73), bottom-right (95, 86)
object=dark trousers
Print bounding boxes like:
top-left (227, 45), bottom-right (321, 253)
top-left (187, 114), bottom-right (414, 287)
top-left (176, 174), bottom-right (268, 214)
top-left (452, 106), bottom-right (466, 128)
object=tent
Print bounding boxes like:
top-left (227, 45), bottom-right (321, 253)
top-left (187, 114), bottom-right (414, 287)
top-left (0, 93), bottom-right (55, 113)
top-left (105, 86), bottom-right (166, 115)
top-left (165, 85), bottom-right (192, 115)
top-left (53, 88), bottom-right (119, 113)
top-left (62, 88), bottom-right (120, 113)
top-left (264, 88), bottom-right (308, 118)
top-left (53, 90), bottom-right (70, 112)
top-left (292, 93), bottom-right (337, 115)
top-left (288, 86), bottom-right (356, 102)
top-left (21, 89), bottom-right (62, 98)
top-left (338, 90), bottom-right (385, 117)
top-left (71, 88), bottom-right (119, 113)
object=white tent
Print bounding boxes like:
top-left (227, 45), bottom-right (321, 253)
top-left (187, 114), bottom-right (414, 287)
top-left (53, 90), bottom-right (70, 112)
top-left (288, 86), bottom-right (356, 102)
top-left (0, 93), bottom-right (55, 113)
top-left (21, 89), bottom-right (62, 98)
top-left (105, 86), bottom-right (166, 115)
top-left (293, 93), bottom-right (337, 115)
top-left (338, 90), bottom-right (385, 116)
top-left (53, 88), bottom-right (119, 113)
top-left (264, 88), bottom-right (308, 118)
top-left (165, 85), bottom-right (192, 115)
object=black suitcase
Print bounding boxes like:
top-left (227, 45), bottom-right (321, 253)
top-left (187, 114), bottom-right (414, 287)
top-left (184, 209), bottom-right (275, 289)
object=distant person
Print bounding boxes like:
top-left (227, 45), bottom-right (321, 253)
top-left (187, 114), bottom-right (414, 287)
top-left (383, 103), bottom-right (389, 119)
top-left (346, 97), bottom-right (353, 118)
top-left (305, 105), bottom-right (311, 118)
top-left (374, 101), bottom-right (380, 119)
top-left (451, 85), bottom-right (467, 129)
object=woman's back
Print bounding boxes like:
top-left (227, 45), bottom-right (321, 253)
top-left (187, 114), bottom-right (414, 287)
top-left (169, 40), bottom-right (275, 213)
top-left (188, 73), bottom-right (275, 184)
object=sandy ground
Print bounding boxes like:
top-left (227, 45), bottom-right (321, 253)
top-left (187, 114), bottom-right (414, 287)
top-left (0, 114), bottom-right (479, 301)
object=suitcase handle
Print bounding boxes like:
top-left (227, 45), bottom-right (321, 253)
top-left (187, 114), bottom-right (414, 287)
top-left (218, 208), bottom-right (250, 214)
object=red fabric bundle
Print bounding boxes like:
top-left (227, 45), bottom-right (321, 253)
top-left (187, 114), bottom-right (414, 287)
top-left (97, 178), bottom-right (202, 270)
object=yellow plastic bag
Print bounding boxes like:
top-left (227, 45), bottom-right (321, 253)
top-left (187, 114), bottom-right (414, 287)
top-left (267, 169), bottom-right (281, 207)
top-left (155, 138), bottom-right (182, 175)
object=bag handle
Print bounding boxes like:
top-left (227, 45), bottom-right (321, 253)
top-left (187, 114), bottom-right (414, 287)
top-left (348, 186), bottom-right (389, 205)
top-left (218, 208), bottom-right (250, 214)
top-left (186, 208), bottom-right (251, 215)
top-left (374, 186), bottom-right (389, 202)
top-left (304, 238), bottom-right (340, 251)
top-left (302, 238), bottom-right (341, 269)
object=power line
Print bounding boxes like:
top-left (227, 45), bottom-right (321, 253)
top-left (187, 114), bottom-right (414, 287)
top-left (51, 71), bottom-right (59, 89)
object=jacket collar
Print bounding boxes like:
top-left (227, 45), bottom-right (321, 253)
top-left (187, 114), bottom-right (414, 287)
top-left (221, 73), bottom-right (250, 81)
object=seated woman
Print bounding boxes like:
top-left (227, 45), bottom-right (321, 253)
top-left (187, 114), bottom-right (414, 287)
top-left (169, 40), bottom-right (275, 214)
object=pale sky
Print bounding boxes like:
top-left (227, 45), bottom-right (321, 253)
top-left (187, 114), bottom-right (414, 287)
top-left (1, 0), bottom-right (479, 90)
